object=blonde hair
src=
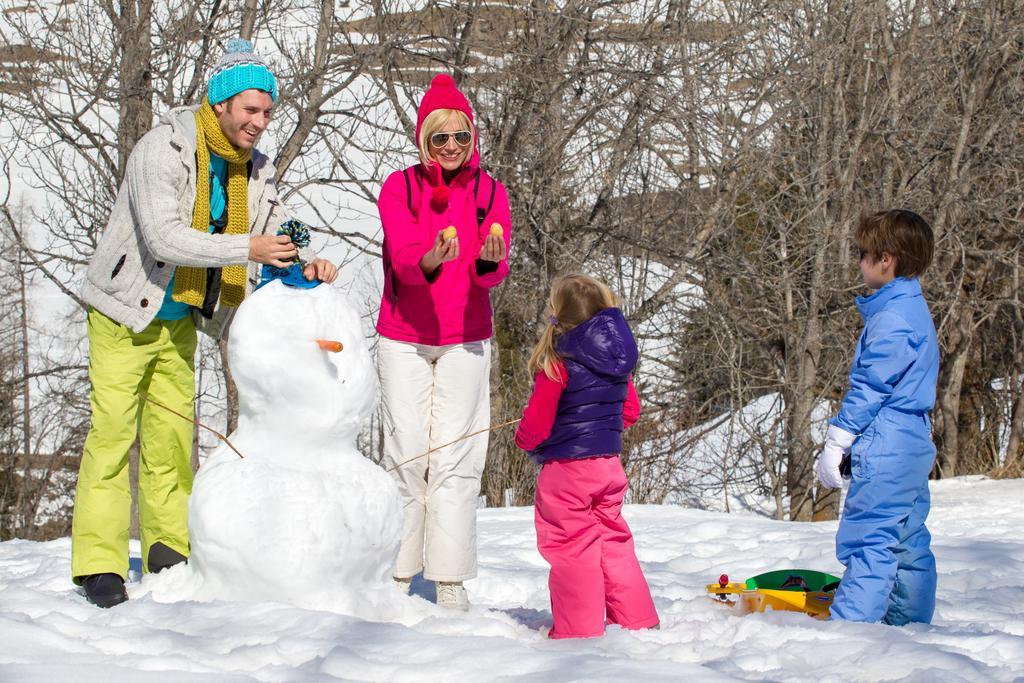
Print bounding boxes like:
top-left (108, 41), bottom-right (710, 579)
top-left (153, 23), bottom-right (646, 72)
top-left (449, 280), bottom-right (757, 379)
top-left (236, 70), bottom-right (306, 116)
top-left (418, 109), bottom-right (474, 167)
top-left (528, 274), bottom-right (618, 381)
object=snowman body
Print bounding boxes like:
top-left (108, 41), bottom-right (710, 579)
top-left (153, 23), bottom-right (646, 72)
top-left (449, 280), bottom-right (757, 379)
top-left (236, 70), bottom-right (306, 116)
top-left (187, 281), bottom-right (401, 608)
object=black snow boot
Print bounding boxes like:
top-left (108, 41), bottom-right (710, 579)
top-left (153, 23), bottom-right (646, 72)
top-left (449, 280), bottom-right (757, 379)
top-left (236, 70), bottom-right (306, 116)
top-left (147, 542), bottom-right (188, 574)
top-left (81, 573), bottom-right (128, 608)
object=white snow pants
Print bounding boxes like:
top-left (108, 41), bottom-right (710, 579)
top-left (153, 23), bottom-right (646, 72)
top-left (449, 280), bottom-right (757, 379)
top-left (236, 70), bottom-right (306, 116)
top-left (378, 336), bottom-right (491, 582)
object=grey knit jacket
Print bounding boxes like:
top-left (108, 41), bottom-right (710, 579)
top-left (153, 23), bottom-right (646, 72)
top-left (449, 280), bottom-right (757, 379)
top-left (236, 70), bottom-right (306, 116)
top-left (82, 106), bottom-right (312, 338)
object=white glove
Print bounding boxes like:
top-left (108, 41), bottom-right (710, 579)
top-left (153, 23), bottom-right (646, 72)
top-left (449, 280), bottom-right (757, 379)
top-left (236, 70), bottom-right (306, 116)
top-left (815, 424), bottom-right (857, 489)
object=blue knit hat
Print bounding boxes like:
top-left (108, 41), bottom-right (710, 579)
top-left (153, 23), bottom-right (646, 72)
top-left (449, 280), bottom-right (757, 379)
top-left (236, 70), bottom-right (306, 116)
top-left (207, 38), bottom-right (278, 104)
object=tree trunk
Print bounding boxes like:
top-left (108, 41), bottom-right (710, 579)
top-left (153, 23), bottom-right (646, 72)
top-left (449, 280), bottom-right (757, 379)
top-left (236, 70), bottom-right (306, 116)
top-left (116, 0), bottom-right (154, 180)
top-left (240, 0), bottom-right (259, 40)
top-left (14, 260), bottom-right (30, 532)
top-left (191, 361), bottom-right (202, 473)
top-left (129, 441), bottom-right (140, 541)
top-left (812, 487), bottom-right (841, 521)
top-left (218, 339), bottom-right (240, 435)
top-left (1001, 289), bottom-right (1024, 475)
top-left (1003, 376), bottom-right (1024, 476)
top-left (934, 306), bottom-right (972, 478)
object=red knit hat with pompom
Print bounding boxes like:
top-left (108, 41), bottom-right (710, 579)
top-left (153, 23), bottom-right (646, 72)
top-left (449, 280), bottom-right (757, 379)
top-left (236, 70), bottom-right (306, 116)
top-left (416, 73), bottom-right (475, 145)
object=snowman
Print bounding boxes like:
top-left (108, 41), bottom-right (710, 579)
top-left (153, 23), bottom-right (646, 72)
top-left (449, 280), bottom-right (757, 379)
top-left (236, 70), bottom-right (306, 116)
top-left (184, 272), bottom-right (402, 612)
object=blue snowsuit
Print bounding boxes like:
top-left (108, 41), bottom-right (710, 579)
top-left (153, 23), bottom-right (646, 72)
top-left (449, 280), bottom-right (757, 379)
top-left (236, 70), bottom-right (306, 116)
top-left (829, 277), bottom-right (939, 625)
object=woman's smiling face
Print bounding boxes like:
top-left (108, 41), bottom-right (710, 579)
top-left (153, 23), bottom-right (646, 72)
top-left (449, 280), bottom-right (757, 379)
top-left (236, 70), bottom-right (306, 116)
top-left (429, 111), bottom-right (472, 172)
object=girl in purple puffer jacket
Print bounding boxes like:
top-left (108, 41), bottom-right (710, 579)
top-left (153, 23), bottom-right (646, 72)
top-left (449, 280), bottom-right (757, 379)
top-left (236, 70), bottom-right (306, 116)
top-left (515, 274), bottom-right (659, 639)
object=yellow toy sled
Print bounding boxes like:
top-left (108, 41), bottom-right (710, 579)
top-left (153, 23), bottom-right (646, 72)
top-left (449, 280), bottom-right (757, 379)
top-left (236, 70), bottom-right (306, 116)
top-left (706, 569), bottom-right (841, 619)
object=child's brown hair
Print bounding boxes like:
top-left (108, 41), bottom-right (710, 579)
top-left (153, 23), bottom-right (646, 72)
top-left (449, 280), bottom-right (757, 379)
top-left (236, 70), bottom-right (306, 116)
top-left (855, 209), bottom-right (934, 278)
top-left (528, 274), bottom-right (617, 381)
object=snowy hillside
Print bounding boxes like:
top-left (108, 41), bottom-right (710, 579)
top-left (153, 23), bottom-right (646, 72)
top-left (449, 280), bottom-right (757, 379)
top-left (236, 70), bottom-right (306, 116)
top-left (2, 476), bottom-right (1022, 682)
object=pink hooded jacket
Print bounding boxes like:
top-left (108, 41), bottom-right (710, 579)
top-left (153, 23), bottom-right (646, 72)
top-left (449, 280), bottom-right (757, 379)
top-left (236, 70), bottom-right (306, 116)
top-left (375, 75), bottom-right (512, 346)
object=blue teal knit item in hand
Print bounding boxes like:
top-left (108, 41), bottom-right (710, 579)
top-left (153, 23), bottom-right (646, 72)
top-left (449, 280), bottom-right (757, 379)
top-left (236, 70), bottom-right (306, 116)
top-left (255, 220), bottom-right (321, 291)
top-left (208, 38), bottom-right (278, 104)
top-left (278, 219), bottom-right (311, 253)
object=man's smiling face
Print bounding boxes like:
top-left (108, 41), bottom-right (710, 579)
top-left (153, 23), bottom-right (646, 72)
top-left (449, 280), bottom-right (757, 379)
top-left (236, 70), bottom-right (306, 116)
top-left (214, 89), bottom-right (274, 149)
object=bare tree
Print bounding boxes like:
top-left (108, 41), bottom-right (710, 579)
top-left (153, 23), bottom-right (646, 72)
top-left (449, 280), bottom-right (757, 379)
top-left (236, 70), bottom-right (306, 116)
top-left (1, 0), bottom-right (1021, 536)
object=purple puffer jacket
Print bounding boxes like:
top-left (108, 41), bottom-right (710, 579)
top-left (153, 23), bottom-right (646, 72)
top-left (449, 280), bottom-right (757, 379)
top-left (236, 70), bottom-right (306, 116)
top-left (531, 307), bottom-right (639, 463)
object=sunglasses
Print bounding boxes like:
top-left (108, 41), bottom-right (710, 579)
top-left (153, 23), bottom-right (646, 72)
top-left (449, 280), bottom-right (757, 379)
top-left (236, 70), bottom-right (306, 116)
top-left (430, 130), bottom-right (472, 148)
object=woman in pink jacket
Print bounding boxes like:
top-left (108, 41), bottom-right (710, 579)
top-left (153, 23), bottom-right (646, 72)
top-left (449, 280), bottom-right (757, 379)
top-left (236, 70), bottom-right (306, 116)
top-left (376, 74), bottom-right (511, 609)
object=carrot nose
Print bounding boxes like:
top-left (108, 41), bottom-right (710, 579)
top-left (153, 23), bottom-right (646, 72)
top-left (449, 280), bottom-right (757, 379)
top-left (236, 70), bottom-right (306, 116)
top-left (315, 339), bottom-right (343, 352)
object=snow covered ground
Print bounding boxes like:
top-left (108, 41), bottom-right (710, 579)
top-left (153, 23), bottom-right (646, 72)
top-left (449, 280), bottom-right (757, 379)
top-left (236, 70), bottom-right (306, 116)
top-left (2, 476), bottom-right (1022, 682)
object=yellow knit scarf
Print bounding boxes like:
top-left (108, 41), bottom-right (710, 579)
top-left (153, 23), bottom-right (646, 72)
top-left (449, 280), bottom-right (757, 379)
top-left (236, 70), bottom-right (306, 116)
top-left (172, 99), bottom-right (253, 308)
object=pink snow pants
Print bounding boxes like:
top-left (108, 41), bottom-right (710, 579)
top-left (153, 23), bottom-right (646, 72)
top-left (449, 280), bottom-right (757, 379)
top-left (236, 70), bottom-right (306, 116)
top-left (534, 456), bottom-right (659, 639)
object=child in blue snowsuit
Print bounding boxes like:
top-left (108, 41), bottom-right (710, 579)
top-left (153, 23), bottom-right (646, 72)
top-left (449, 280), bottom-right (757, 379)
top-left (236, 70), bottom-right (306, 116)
top-left (815, 209), bottom-right (939, 625)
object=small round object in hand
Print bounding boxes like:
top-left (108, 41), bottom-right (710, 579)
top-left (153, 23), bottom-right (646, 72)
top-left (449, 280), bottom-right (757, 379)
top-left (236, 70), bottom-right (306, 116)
top-left (443, 226), bottom-right (457, 240)
top-left (489, 223), bottom-right (503, 237)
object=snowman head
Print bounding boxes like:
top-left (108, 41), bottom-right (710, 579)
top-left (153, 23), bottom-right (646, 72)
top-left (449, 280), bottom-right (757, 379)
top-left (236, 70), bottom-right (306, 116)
top-left (227, 281), bottom-right (377, 444)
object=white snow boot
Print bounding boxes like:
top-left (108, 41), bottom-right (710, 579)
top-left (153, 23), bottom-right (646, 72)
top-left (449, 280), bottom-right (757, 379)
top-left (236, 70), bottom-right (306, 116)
top-left (394, 576), bottom-right (412, 594)
top-left (436, 581), bottom-right (469, 611)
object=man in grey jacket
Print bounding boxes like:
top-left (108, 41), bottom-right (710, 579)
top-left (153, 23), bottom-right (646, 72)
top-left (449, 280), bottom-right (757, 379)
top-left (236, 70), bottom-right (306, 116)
top-left (72, 39), bottom-right (338, 608)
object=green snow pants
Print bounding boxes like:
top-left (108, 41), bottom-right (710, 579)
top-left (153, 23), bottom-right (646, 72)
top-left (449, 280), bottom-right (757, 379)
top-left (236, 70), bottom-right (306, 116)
top-left (71, 307), bottom-right (197, 582)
